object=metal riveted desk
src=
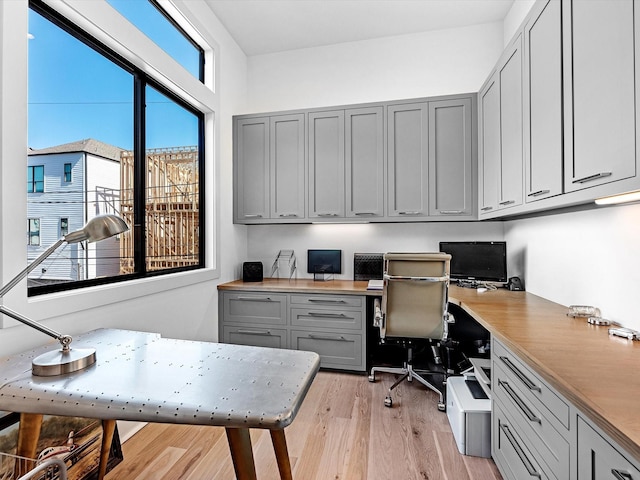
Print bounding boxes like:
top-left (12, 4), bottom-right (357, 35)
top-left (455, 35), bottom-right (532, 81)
top-left (0, 328), bottom-right (320, 480)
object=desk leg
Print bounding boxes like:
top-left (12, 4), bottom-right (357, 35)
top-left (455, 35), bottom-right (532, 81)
top-left (225, 427), bottom-right (257, 480)
top-left (270, 429), bottom-right (293, 480)
top-left (15, 413), bottom-right (43, 478)
top-left (98, 419), bottom-right (116, 480)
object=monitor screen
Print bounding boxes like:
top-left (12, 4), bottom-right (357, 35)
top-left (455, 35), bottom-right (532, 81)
top-left (439, 241), bottom-right (507, 283)
top-left (307, 249), bottom-right (342, 274)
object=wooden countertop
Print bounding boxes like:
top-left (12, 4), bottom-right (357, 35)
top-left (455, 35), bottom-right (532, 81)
top-left (219, 279), bottom-right (640, 462)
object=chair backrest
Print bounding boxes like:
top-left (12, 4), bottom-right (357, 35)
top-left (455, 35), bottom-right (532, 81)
top-left (381, 252), bottom-right (451, 340)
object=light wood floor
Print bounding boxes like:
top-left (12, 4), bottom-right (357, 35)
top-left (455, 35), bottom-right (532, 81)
top-left (105, 371), bottom-right (502, 480)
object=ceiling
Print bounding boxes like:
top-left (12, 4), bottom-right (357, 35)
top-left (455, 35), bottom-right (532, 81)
top-left (205, 0), bottom-right (515, 56)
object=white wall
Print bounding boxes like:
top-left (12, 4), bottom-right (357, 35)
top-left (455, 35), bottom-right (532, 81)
top-left (503, 0), bottom-right (536, 46)
top-left (245, 22), bottom-right (504, 113)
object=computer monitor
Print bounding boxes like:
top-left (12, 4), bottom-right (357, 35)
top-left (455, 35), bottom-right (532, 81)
top-left (307, 249), bottom-right (342, 274)
top-left (439, 241), bottom-right (507, 284)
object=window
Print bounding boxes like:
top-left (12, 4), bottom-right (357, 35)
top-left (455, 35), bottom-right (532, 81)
top-left (28, 218), bottom-right (40, 246)
top-left (27, 165), bottom-right (44, 193)
top-left (63, 163), bottom-right (72, 182)
top-left (27, 1), bottom-right (207, 295)
top-left (60, 217), bottom-right (68, 237)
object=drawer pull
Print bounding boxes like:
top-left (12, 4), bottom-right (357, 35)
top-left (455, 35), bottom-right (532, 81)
top-left (500, 356), bottom-right (542, 392)
top-left (572, 171), bottom-right (612, 184)
top-left (439, 210), bottom-right (463, 214)
top-left (307, 334), bottom-right (347, 341)
top-left (307, 299), bottom-right (347, 304)
top-left (236, 296), bottom-right (273, 302)
top-left (480, 206), bottom-right (494, 211)
top-left (527, 189), bottom-right (550, 197)
top-left (279, 213), bottom-right (298, 218)
top-left (354, 212), bottom-right (376, 216)
top-left (317, 213), bottom-right (339, 217)
top-left (243, 214), bottom-right (263, 218)
top-left (612, 470), bottom-right (633, 480)
top-left (499, 200), bottom-right (515, 206)
top-left (500, 423), bottom-right (541, 478)
top-left (236, 329), bottom-right (272, 336)
top-left (399, 211), bottom-right (421, 215)
top-left (307, 312), bottom-right (350, 319)
top-left (499, 380), bottom-right (542, 424)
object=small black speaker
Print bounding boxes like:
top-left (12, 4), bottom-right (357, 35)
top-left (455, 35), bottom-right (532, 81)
top-left (353, 253), bottom-right (383, 281)
top-left (243, 262), bottom-right (263, 282)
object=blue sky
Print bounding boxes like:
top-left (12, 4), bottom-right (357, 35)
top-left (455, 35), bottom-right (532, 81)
top-left (28, 1), bottom-right (200, 151)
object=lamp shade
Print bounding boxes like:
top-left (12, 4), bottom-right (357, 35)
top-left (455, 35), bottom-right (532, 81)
top-left (64, 214), bottom-right (129, 244)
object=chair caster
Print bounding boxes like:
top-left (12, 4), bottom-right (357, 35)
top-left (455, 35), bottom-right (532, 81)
top-left (384, 396), bottom-right (393, 407)
top-left (368, 374), bottom-right (375, 382)
top-left (437, 402), bottom-right (446, 412)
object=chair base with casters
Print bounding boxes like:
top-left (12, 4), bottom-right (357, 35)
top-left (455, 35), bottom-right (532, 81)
top-left (369, 340), bottom-right (447, 410)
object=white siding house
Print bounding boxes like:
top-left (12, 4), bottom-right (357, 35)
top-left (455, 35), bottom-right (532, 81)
top-left (27, 139), bottom-right (122, 285)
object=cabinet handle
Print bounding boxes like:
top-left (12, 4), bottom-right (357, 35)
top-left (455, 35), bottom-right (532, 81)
top-left (236, 296), bottom-right (273, 302)
top-left (354, 212), bottom-right (376, 216)
top-left (527, 189), bottom-right (550, 197)
top-left (499, 200), bottom-right (515, 206)
top-left (572, 171), bottom-right (612, 184)
top-left (307, 333), bottom-right (347, 341)
top-left (480, 206), bottom-right (494, 211)
top-left (499, 356), bottom-right (542, 392)
top-left (308, 299), bottom-right (346, 304)
top-left (307, 312), bottom-right (350, 319)
top-left (498, 380), bottom-right (542, 424)
top-left (612, 469), bottom-right (633, 480)
top-left (399, 211), bottom-right (421, 215)
top-left (439, 210), bottom-right (464, 214)
top-left (500, 422), bottom-right (541, 478)
top-left (317, 213), bottom-right (339, 217)
top-left (279, 213), bottom-right (298, 218)
top-left (243, 214), bottom-right (263, 218)
top-left (237, 329), bottom-right (272, 336)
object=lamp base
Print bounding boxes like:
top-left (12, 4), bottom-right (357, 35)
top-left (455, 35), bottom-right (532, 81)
top-left (32, 347), bottom-right (96, 376)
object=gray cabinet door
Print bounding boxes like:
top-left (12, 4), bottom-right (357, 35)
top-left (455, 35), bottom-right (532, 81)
top-left (270, 114), bottom-right (305, 220)
top-left (498, 35), bottom-right (524, 210)
top-left (308, 110), bottom-right (345, 219)
top-left (523, 0), bottom-right (562, 203)
top-left (235, 117), bottom-right (269, 221)
top-left (478, 75), bottom-right (500, 215)
top-left (428, 98), bottom-right (474, 217)
top-left (345, 106), bottom-right (384, 219)
top-left (563, 0), bottom-right (636, 192)
top-left (387, 103), bottom-right (429, 218)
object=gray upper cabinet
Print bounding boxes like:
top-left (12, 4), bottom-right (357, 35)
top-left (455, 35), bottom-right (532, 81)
top-left (387, 103), bottom-right (429, 218)
top-left (563, 0), bottom-right (636, 193)
top-left (308, 110), bottom-right (345, 219)
top-left (345, 107), bottom-right (384, 219)
top-left (235, 117), bottom-right (270, 222)
top-left (428, 98), bottom-right (474, 217)
top-left (523, 0), bottom-right (563, 203)
top-left (270, 114), bottom-right (305, 220)
top-left (478, 74), bottom-right (500, 215)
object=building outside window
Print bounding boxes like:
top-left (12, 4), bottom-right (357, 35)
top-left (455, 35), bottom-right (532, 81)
top-left (27, 0), bottom-right (208, 294)
top-left (27, 165), bottom-right (44, 193)
top-left (28, 218), bottom-right (40, 246)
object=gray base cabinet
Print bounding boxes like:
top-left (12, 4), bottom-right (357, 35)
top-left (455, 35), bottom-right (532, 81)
top-left (219, 290), bottom-right (366, 372)
top-left (492, 337), bottom-right (640, 480)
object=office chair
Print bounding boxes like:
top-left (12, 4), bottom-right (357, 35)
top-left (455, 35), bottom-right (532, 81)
top-left (369, 252), bottom-right (454, 410)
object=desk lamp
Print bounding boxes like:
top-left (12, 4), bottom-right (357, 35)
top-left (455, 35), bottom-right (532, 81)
top-left (0, 214), bottom-right (129, 376)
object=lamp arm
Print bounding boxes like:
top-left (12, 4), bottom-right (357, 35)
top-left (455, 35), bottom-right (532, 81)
top-left (0, 238), bottom-right (66, 299)
top-left (0, 305), bottom-right (69, 349)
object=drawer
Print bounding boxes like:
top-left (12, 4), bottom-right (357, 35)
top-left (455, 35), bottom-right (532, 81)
top-left (291, 307), bottom-right (363, 331)
top-left (223, 326), bottom-right (287, 349)
top-left (222, 292), bottom-right (287, 325)
top-left (493, 403), bottom-right (552, 480)
top-left (290, 294), bottom-right (363, 308)
top-left (494, 361), bottom-right (570, 479)
top-left (493, 339), bottom-right (570, 429)
top-left (577, 416), bottom-right (640, 480)
top-left (291, 329), bottom-right (364, 371)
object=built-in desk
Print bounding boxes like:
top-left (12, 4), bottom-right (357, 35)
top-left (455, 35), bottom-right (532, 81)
top-left (219, 279), bottom-right (640, 477)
